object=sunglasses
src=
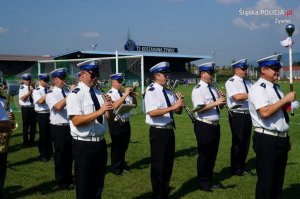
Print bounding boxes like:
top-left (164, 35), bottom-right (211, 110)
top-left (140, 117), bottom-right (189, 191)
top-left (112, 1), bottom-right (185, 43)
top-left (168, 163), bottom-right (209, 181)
top-left (268, 66), bottom-right (281, 72)
top-left (205, 71), bottom-right (214, 75)
top-left (86, 70), bottom-right (99, 79)
top-left (240, 67), bottom-right (248, 71)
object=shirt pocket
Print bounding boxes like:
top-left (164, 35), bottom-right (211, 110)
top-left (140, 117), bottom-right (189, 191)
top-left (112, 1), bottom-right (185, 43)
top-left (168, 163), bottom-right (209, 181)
top-left (83, 101), bottom-right (95, 113)
top-left (204, 94), bottom-right (213, 103)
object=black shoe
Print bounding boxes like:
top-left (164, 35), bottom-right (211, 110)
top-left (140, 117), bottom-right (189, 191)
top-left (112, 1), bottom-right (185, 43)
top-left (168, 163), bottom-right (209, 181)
top-left (112, 170), bottom-right (122, 176)
top-left (39, 157), bottom-right (49, 162)
top-left (199, 184), bottom-right (213, 192)
top-left (59, 183), bottom-right (75, 190)
top-left (123, 166), bottom-right (131, 173)
top-left (233, 170), bottom-right (247, 176)
top-left (210, 182), bottom-right (224, 189)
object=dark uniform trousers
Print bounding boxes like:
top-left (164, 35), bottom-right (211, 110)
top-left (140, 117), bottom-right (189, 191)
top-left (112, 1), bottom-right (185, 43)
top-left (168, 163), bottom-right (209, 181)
top-left (72, 139), bottom-right (107, 199)
top-left (150, 127), bottom-right (175, 199)
top-left (21, 106), bottom-right (36, 144)
top-left (51, 125), bottom-right (73, 187)
top-left (0, 152), bottom-right (7, 199)
top-left (194, 121), bottom-right (220, 187)
top-left (253, 132), bottom-right (289, 199)
top-left (108, 120), bottom-right (131, 174)
top-left (37, 112), bottom-right (53, 160)
top-left (229, 112), bottom-right (252, 173)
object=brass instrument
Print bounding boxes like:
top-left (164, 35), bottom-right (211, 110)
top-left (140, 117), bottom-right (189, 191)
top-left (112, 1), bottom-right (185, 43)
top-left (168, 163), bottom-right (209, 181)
top-left (120, 82), bottom-right (140, 97)
top-left (166, 81), bottom-right (197, 123)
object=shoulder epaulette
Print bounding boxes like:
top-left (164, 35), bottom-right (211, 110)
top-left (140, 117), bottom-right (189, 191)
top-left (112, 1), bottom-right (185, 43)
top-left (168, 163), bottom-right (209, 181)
top-left (20, 85), bottom-right (24, 89)
top-left (0, 95), bottom-right (6, 99)
top-left (108, 90), bottom-right (113, 94)
top-left (195, 84), bottom-right (201, 89)
top-left (72, 88), bottom-right (80, 94)
top-left (148, 87), bottom-right (155, 91)
top-left (229, 78), bottom-right (234, 82)
top-left (35, 87), bottom-right (40, 90)
top-left (47, 90), bottom-right (53, 94)
top-left (260, 83), bottom-right (266, 88)
top-left (149, 83), bottom-right (154, 87)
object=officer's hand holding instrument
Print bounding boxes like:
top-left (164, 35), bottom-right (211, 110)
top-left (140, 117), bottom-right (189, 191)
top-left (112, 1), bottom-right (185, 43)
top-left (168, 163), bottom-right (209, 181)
top-left (166, 80), bottom-right (197, 123)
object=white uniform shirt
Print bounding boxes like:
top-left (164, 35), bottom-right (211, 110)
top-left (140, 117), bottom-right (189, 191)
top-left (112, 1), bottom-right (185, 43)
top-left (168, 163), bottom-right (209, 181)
top-left (0, 97), bottom-right (9, 121)
top-left (32, 85), bottom-right (49, 112)
top-left (191, 80), bottom-right (220, 121)
top-left (107, 87), bottom-right (133, 119)
top-left (225, 75), bottom-right (252, 110)
top-left (248, 77), bottom-right (289, 132)
top-left (144, 82), bottom-right (176, 126)
top-left (46, 86), bottom-right (69, 124)
top-left (18, 84), bottom-right (33, 106)
top-left (66, 82), bottom-right (107, 137)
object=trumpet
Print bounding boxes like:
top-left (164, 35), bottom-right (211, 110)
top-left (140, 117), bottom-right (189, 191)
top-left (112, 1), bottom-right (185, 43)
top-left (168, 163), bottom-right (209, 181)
top-left (166, 81), bottom-right (197, 123)
top-left (120, 84), bottom-right (140, 97)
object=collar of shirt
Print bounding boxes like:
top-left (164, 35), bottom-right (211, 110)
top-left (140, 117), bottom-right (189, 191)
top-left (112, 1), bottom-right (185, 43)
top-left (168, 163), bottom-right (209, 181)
top-left (233, 75), bottom-right (244, 82)
top-left (53, 86), bottom-right (63, 92)
top-left (110, 87), bottom-right (119, 93)
top-left (153, 82), bottom-right (164, 91)
top-left (78, 81), bottom-right (91, 92)
top-left (199, 80), bottom-right (209, 87)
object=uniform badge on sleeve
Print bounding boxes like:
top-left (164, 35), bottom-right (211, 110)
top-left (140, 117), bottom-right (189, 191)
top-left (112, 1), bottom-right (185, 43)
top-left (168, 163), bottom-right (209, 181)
top-left (260, 83), bottom-right (266, 88)
top-left (72, 88), bottom-right (80, 94)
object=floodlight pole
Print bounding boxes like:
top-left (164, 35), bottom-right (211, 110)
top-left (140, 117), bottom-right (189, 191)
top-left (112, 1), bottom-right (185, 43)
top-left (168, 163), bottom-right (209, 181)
top-left (285, 24), bottom-right (295, 116)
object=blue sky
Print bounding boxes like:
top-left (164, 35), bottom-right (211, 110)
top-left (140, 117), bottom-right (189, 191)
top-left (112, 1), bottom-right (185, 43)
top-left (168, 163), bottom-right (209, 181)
top-left (0, 0), bottom-right (299, 66)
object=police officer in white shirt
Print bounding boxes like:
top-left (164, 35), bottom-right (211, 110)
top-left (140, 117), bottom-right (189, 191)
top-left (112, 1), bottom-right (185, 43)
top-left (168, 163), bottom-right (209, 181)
top-left (144, 61), bottom-right (184, 199)
top-left (32, 73), bottom-right (53, 162)
top-left (18, 73), bottom-right (36, 146)
top-left (249, 54), bottom-right (296, 199)
top-left (191, 62), bottom-right (226, 192)
top-left (46, 68), bottom-right (74, 190)
top-left (107, 73), bottom-right (137, 176)
top-left (66, 60), bottom-right (113, 199)
top-left (225, 59), bottom-right (252, 176)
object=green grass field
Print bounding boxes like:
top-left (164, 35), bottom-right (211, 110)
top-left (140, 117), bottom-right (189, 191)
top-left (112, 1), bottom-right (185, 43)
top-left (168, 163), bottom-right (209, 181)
top-left (4, 81), bottom-right (300, 199)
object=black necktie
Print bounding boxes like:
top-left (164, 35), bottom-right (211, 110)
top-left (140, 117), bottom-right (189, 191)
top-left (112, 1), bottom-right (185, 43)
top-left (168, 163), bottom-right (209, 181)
top-left (118, 91), bottom-right (126, 104)
top-left (208, 84), bottom-right (220, 115)
top-left (162, 88), bottom-right (175, 129)
top-left (44, 87), bottom-right (48, 94)
top-left (90, 88), bottom-right (103, 124)
top-left (273, 84), bottom-right (289, 124)
top-left (62, 89), bottom-right (66, 98)
top-left (243, 79), bottom-right (249, 93)
top-left (28, 86), bottom-right (33, 104)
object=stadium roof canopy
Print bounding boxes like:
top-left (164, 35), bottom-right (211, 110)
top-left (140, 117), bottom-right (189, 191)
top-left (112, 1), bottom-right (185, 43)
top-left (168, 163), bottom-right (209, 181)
top-left (54, 50), bottom-right (211, 72)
